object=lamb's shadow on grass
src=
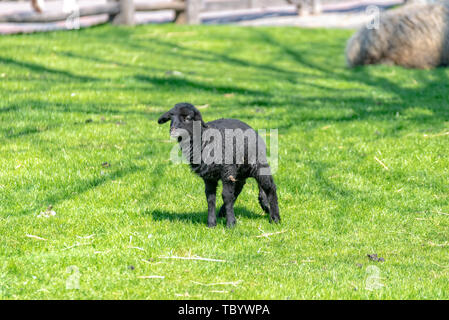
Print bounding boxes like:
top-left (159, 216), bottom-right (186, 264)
top-left (148, 206), bottom-right (265, 226)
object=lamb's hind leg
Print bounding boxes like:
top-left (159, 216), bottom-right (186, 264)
top-left (218, 180), bottom-right (245, 218)
top-left (205, 180), bottom-right (218, 227)
top-left (221, 181), bottom-right (237, 228)
top-left (256, 174), bottom-right (280, 223)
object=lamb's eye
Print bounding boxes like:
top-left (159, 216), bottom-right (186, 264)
top-left (184, 115), bottom-right (192, 122)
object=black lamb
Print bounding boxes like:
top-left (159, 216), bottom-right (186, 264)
top-left (158, 102), bottom-right (280, 228)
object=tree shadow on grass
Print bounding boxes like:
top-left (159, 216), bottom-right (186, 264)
top-left (4, 26), bottom-right (449, 127)
top-left (148, 206), bottom-right (265, 226)
top-left (305, 160), bottom-right (354, 200)
top-left (248, 28), bottom-right (449, 123)
top-left (3, 26), bottom-right (449, 221)
top-left (0, 98), bottom-right (167, 141)
top-left (78, 30), bottom-right (305, 83)
top-left (0, 56), bottom-right (98, 82)
top-left (12, 151), bottom-right (167, 217)
top-left (58, 51), bottom-right (167, 75)
top-left (14, 163), bottom-right (147, 217)
top-left (134, 74), bottom-right (271, 97)
top-left (103, 27), bottom-right (449, 128)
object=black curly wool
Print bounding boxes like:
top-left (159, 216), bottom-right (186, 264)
top-left (158, 102), bottom-right (280, 228)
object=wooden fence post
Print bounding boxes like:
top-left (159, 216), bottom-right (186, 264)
top-left (311, 0), bottom-right (322, 15)
top-left (286, 0), bottom-right (321, 16)
top-left (111, 0), bottom-right (135, 25)
top-left (286, 0), bottom-right (305, 16)
top-left (186, 0), bottom-right (201, 24)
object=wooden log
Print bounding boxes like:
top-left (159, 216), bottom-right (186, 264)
top-left (112, 0), bottom-right (135, 25)
top-left (135, 1), bottom-right (186, 11)
top-left (404, 0), bottom-right (427, 4)
top-left (0, 1), bottom-right (187, 24)
top-left (203, 0), bottom-right (249, 11)
top-left (0, 3), bottom-right (119, 23)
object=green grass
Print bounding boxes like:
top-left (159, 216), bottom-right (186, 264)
top-left (0, 24), bottom-right (448, 300)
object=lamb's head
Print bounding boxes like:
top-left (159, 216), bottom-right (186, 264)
top-left (158, 103), bottom-right (207, 140)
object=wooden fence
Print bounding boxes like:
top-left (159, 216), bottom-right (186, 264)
top-left (0, 0), bottom-right (201, 25)
top-left (0, 0), bottom-right (322, 25)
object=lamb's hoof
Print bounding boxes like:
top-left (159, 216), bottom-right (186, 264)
top-left (226, 219), bottom-right (236, 228)
top-left (208, 220), bottom-right (217, 228)
top-left (218, 205), bottom-right (226, 218)
top-left (270, 216), bottom-right (281, 224)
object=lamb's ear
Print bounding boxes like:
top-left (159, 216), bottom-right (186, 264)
top-left (158, 111), bottom-right (171, 124)
top-left (194, 112), bottom-right (208, 128)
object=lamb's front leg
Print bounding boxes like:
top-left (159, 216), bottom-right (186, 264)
top-left (218, 179), bottom-right (245, 218)
top-left (204, 180), bottom-right (218, 227)
top-left (256, 174), bottom-right (280, 223)
top-left (222, 181), bottom-right (236, 228)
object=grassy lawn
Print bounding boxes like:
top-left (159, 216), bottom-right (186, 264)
top-left (0, 24), bottom-right (448, 300)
